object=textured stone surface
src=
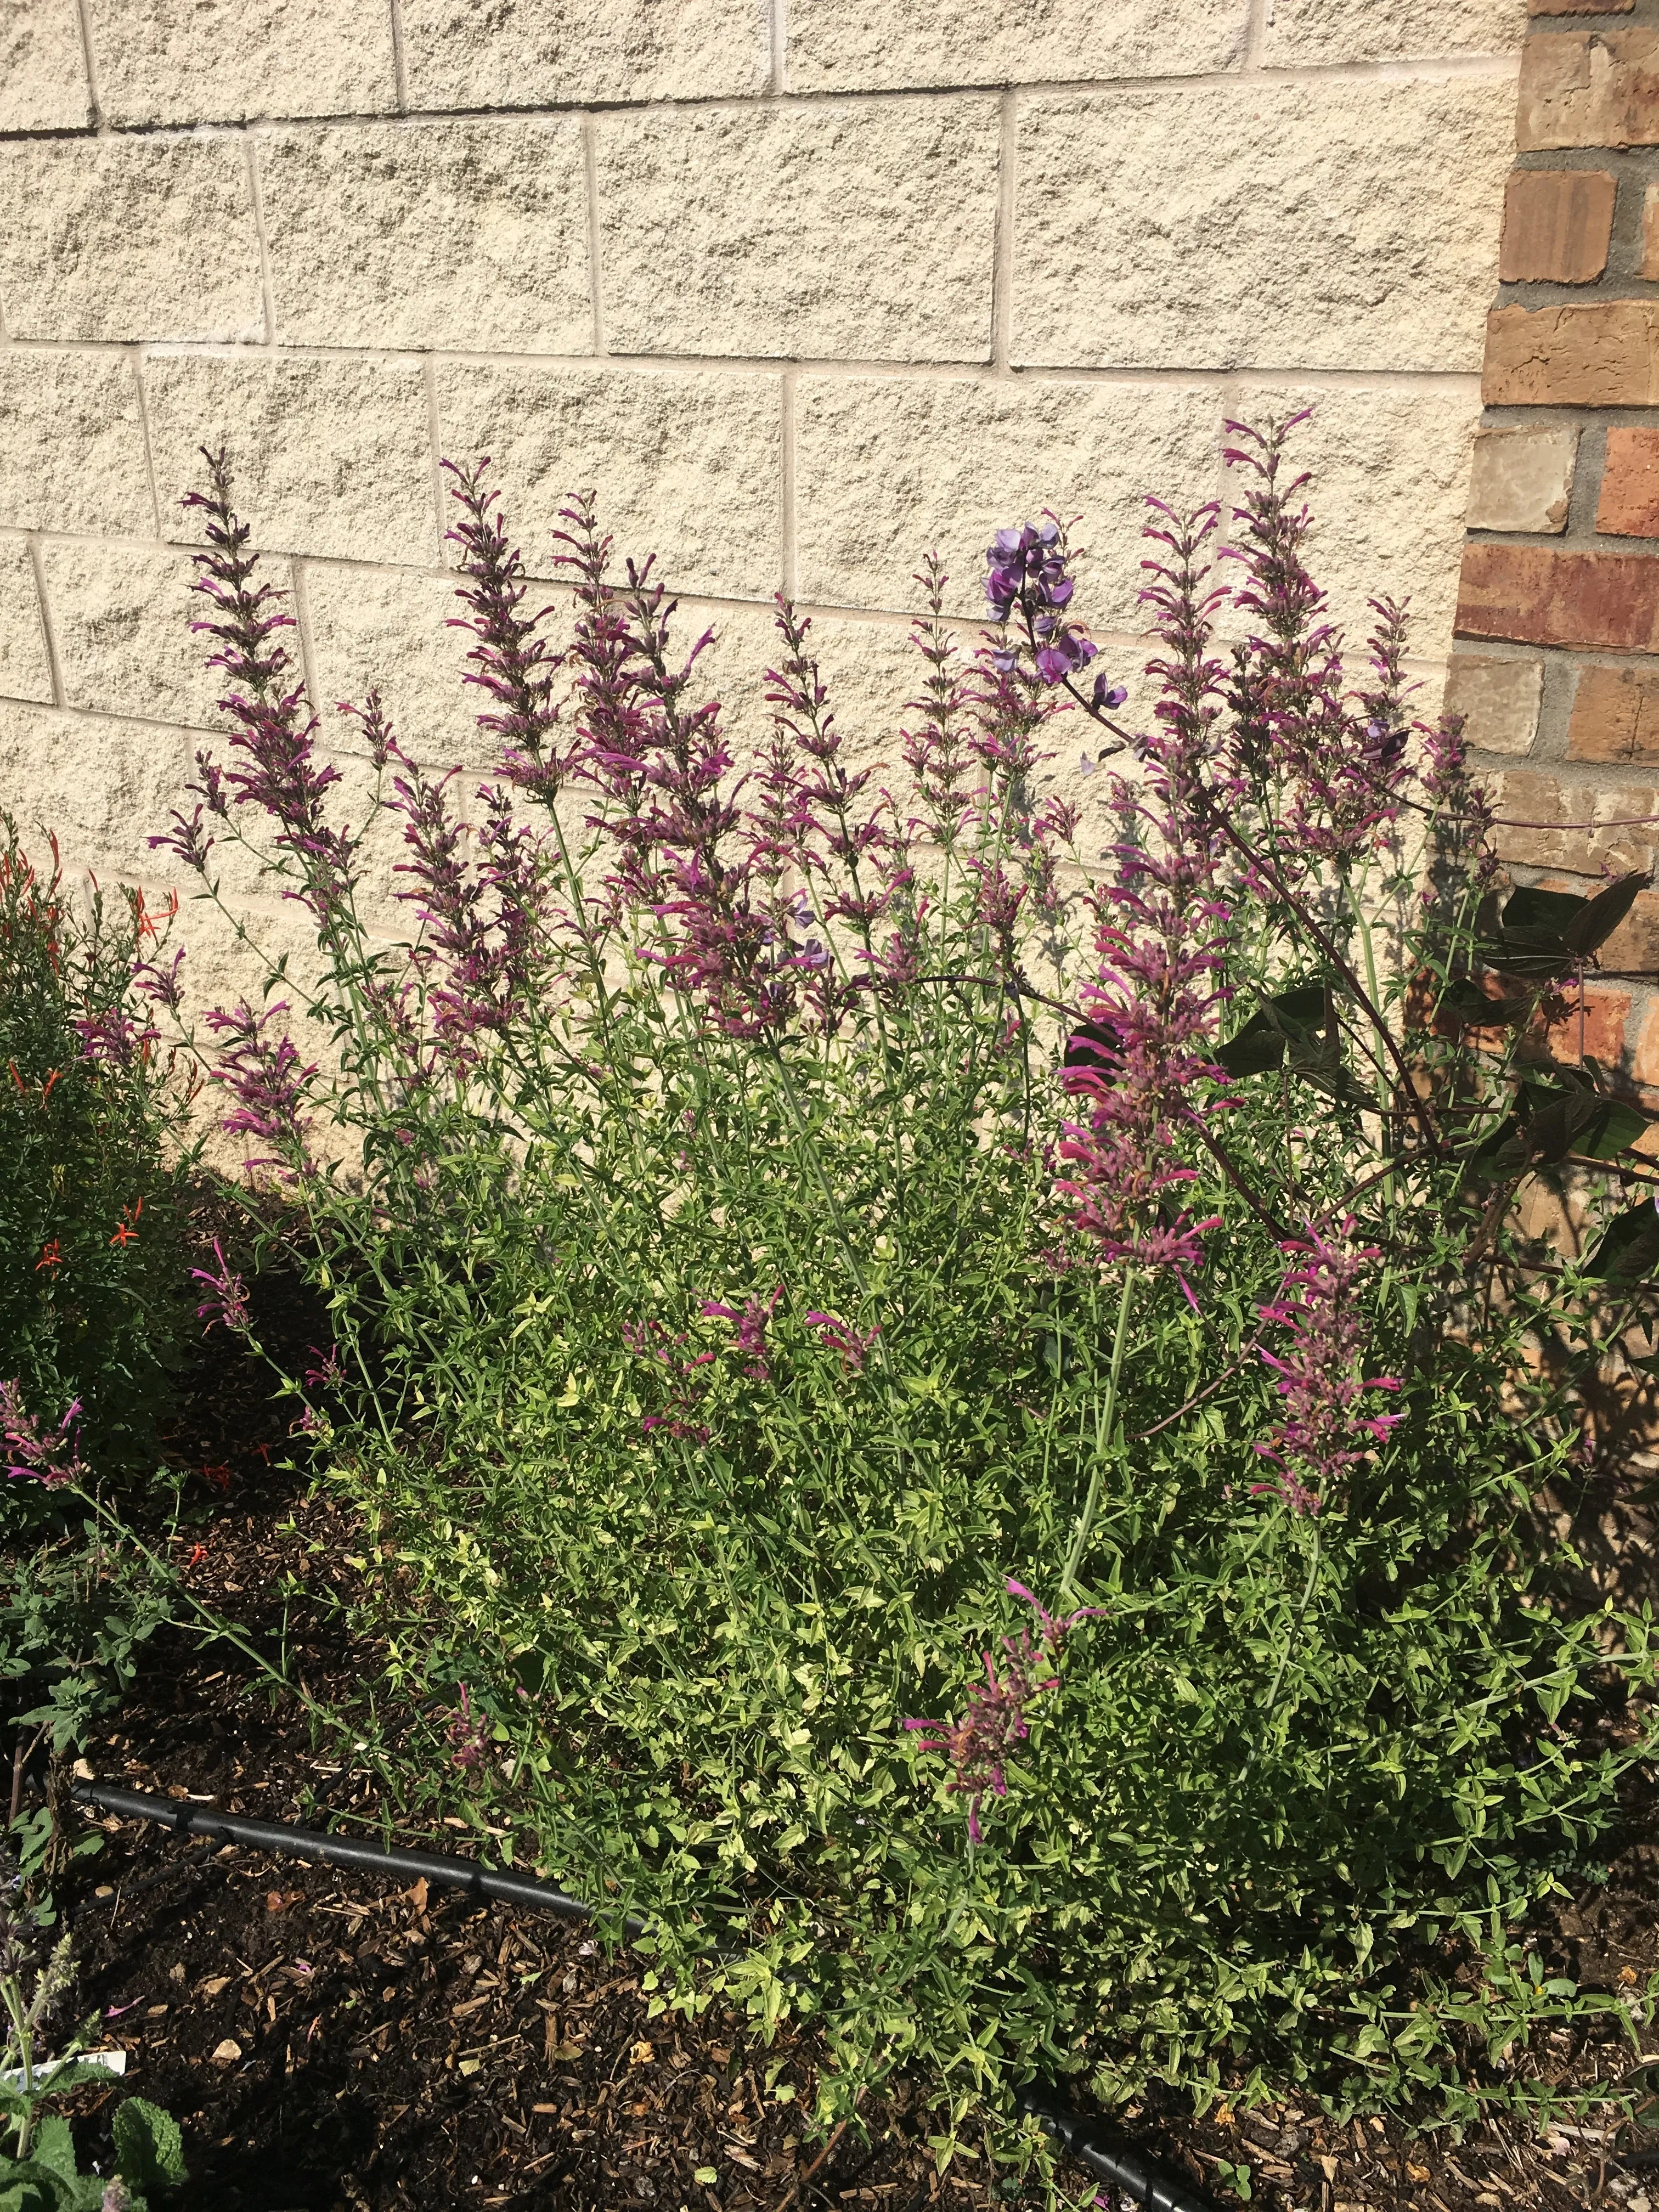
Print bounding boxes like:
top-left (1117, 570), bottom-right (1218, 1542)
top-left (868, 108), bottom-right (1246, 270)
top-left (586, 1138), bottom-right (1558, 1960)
top-left (1518, 29), bottom-right (1659, 149)
top-left (0, 139), bottom-right (262, 345)
top-left (1484, 301), bottom-right (1659, 405)
top-left (1598, 427), bottom-right (1659, 535)
top-left (1441, 654), bottom-right (1543, 756)
top-left (0, 701), bottom-right (189, 873)
top-left (84, 0), bottom-right (396, 125)
top-left (437, 363), bottom-right (782, 600)
top-left (1229, 385), bottom-right (1484, 646)
top-left (401, 0), bottom-right (768, 109)
top-left (1494, 769), bottom-right (1659, 876)
top-left (145, 355), bottom-right (435, 567)
top-left (0, 0), bottom-right (90, 131)
top-left (1266, 0), bottom-right (1525, 62)
top-left (0, 544), bottom-right (51, 707)
top-left (0, 357), bottom-right (155, 538)
top-left (794, 375), bottom-right (1218, 628)
top-left (1457, 542), bottom-right (1659, 650)
top-left (1466, 425), bottom-right (1578, 532)
top-left (262, 121), bottom-right (590, 353)
top-left (302, 563), bottom-right (481, 761)
top-left (786, 0), bottom-right (1248, 91)
top-left (599, 101), bottom-right (1000, 363)
top-left (1643, 182), bottom-right (1659, 275)
top-left (1568, 664), bottom-right (1659, 759)
top-left (1499, 167), bottom-right (1616, 281)
top-left (37, 543), bottom-right (218, 729)
top-left (1015, 79), bottom-right (1513, 371)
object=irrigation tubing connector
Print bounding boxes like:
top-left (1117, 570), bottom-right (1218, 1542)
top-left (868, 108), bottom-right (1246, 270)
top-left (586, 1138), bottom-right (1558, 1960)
top-left (1015, 2083), bottom-right (1224, 2212)
top-left (71, 1780), bottom-right (638, 1937)
top-left (75, 1781), bottom-right (1220, 2212)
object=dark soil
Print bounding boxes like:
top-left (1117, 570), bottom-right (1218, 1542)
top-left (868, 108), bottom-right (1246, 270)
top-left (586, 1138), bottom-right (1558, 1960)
top-left (17, 1281), bottom-right (1659, 2211)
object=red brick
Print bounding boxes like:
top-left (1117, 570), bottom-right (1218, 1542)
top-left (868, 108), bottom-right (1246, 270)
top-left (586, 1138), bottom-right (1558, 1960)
top-left (1492, 769), bottom-right (1659, 876)
top-left (1500, 167), bottom-right (1616, 281)
top-left (1485, 301), bottom-right (1659, 405)
top-left (1568, 663), bottom-right (1659, 760)
top-left (1596, 890), bottom-right (1659, 972)
top-left (1630, 1000), bottom-right (1659, 1088)
top-left (1598, 427), bottom-right (1659, 536)
top-left (1457, 541), bottom-right (1659, 651)
top-left (1519, 28), bottom-right (1659, 150)
top-left (1536, 983), bottom-right (1632, 1068)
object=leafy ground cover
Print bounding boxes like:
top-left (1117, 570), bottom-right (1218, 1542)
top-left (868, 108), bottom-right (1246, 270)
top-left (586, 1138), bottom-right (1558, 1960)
top-left (21, 1319), bottom-right (1659, 2211)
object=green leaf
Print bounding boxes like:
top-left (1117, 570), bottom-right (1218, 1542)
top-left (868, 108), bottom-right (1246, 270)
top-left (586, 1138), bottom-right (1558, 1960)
top-left (1214, 981), bottom-right (1329, 1079)
top-left (1587, 1198), bottom-right (1659, 1284)
top-left (112, 2097), bottom-right (186, 2191)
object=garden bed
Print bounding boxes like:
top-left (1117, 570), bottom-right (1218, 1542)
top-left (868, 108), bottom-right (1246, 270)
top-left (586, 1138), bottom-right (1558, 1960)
top-left (26, 1324), bottom-right (1659, 2211)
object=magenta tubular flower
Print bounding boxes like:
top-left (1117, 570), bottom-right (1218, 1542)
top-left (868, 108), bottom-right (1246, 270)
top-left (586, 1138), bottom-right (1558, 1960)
top-left (0, 1383), bottom-right (86, 1487)
top-left (905, 1581), bottom-right (1103, 1844)
top-left (1249, 1224), bottom-right (1403, 1515)
top-left (163, 450), bottom-right (359, 924)
top-left (190, 1238), bottom-right (251, 1335)
top-left (804, 1311), bottom-right (880, 1373)
top-left (700, 1288), bottom-right (782, 1383)
top-left (1054, 505), bottom-right (1233, 1300)
top-left (443, 459), bottom-right (572, 806)
top-left (201, 999), bottom-right (317, 1175)
top-left (447, 1684), bottom-right (492, 1774)
top-left (621, 1319), bottom-right (715, 1442)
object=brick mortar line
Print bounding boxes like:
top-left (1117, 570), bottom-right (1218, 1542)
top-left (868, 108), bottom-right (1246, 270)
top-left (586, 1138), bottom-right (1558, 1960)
top-left (582, 115), bottom-right (605, 359)
top-left (287, 556), bottom-right (325, 721)
top-left (0, 52), bottom-right (1526, 149)
top-left (0, 338), bottom-right (1487, 397)
top-left (24, 539), bottom-right (65, 710)
top-left (990, 88), bottom-right (1015, 376)
top-left (769, 0), bottom-right (787, 97)
top-left (779, 371), bottom-right (797, 602)
top-left (245, 138), bottom-right (278, 352)
top-left (69, 0), bottom-right (103, 136)
top-left (128, 348), bottom-right (166, 538)
top-left (387, 0), bottom-right (409, 116)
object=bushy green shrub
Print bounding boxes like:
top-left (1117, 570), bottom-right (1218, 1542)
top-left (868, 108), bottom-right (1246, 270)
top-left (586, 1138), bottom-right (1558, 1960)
top-left (154, 425), bottom-right (1659, 2133)
top-left (0, 822), bottom-right (191, 1532)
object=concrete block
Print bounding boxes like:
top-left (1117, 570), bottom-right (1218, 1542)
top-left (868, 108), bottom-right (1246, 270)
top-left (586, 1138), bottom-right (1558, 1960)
top-left (37, 541), bottom-right (219, 729)
top-left (83, 0), bottom-right (396, 124)
top-left (0, 0), bottom-right (91, 131)
top-left (145, 353), bottom-right (435, 568)
top-left (0, 138), bottom-right (262, 344)
top-left (1231, 384), bottom-right (1483, 647)
top-left (0, 356), bottom-right (155, 538)
top-left (1466, 425), bottom-right (1578, 533)
top-left (794, 374), bottom-right (1220, 630)
top-left (436, 362), bottom-right (782, 600)
top-left (0, 543), bottom-right (52, 706)
top-left (400, 0), bottom-right (768, 109)
top-left (1264, 0), bottom-right (1525, 63)
top-left (1441, 654), bottom-right (1543, 756)
top-left (1014, 78), bottom-right (1513, 372)
top-left (262, 120), bottom-right (590, 353)
top-left (0, 700), bottom-right (189, 875)
top-left (598, 99), bottom-right (1000, 363)
top-left (302, 561), bottom-right (480, 762)
top-left (786, 0), bottom-right (1248, 91)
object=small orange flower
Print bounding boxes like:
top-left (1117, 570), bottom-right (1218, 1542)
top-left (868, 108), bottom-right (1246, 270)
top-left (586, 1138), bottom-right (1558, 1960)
top-left (35, 1240), bottom-right (61, 1272)
top-left (109, 1198), bottom-right (143, 1248)
top-left (39, 1070), bottom-right (60, 1106)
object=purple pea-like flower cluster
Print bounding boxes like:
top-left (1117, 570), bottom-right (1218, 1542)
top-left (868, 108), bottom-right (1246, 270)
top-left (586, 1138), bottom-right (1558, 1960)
top-left (984, 517), bottom-right (1099, 686)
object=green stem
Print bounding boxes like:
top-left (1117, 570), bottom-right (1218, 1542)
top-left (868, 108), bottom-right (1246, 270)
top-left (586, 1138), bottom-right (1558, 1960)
top-left (1060, 1267), bottom-right (1136, 1605)
top-left (1244, 1522), bottom-right (1323, 1779)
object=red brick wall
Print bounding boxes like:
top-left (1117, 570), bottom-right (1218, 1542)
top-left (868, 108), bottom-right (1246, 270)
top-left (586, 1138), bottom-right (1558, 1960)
top-left (1453, 0), bottom-right (1659, 1087)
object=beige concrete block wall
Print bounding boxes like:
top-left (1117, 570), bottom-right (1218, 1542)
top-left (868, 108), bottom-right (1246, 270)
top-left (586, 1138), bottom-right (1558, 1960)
top-left (0, 0), bottom-right (1524, 952)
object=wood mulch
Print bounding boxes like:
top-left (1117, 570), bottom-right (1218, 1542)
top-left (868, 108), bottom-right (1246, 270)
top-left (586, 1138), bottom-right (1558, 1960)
top-left (13, 1282), bottom-right (1659, 2211)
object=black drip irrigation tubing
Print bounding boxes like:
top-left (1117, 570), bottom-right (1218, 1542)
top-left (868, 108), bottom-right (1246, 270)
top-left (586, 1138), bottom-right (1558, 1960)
top-left (73, 1780), bottom-right (1222, 2212)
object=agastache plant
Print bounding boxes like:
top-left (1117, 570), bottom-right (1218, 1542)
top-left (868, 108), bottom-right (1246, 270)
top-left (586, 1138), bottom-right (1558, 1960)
top-left (140, 416), bottom-right (1659, 2128)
